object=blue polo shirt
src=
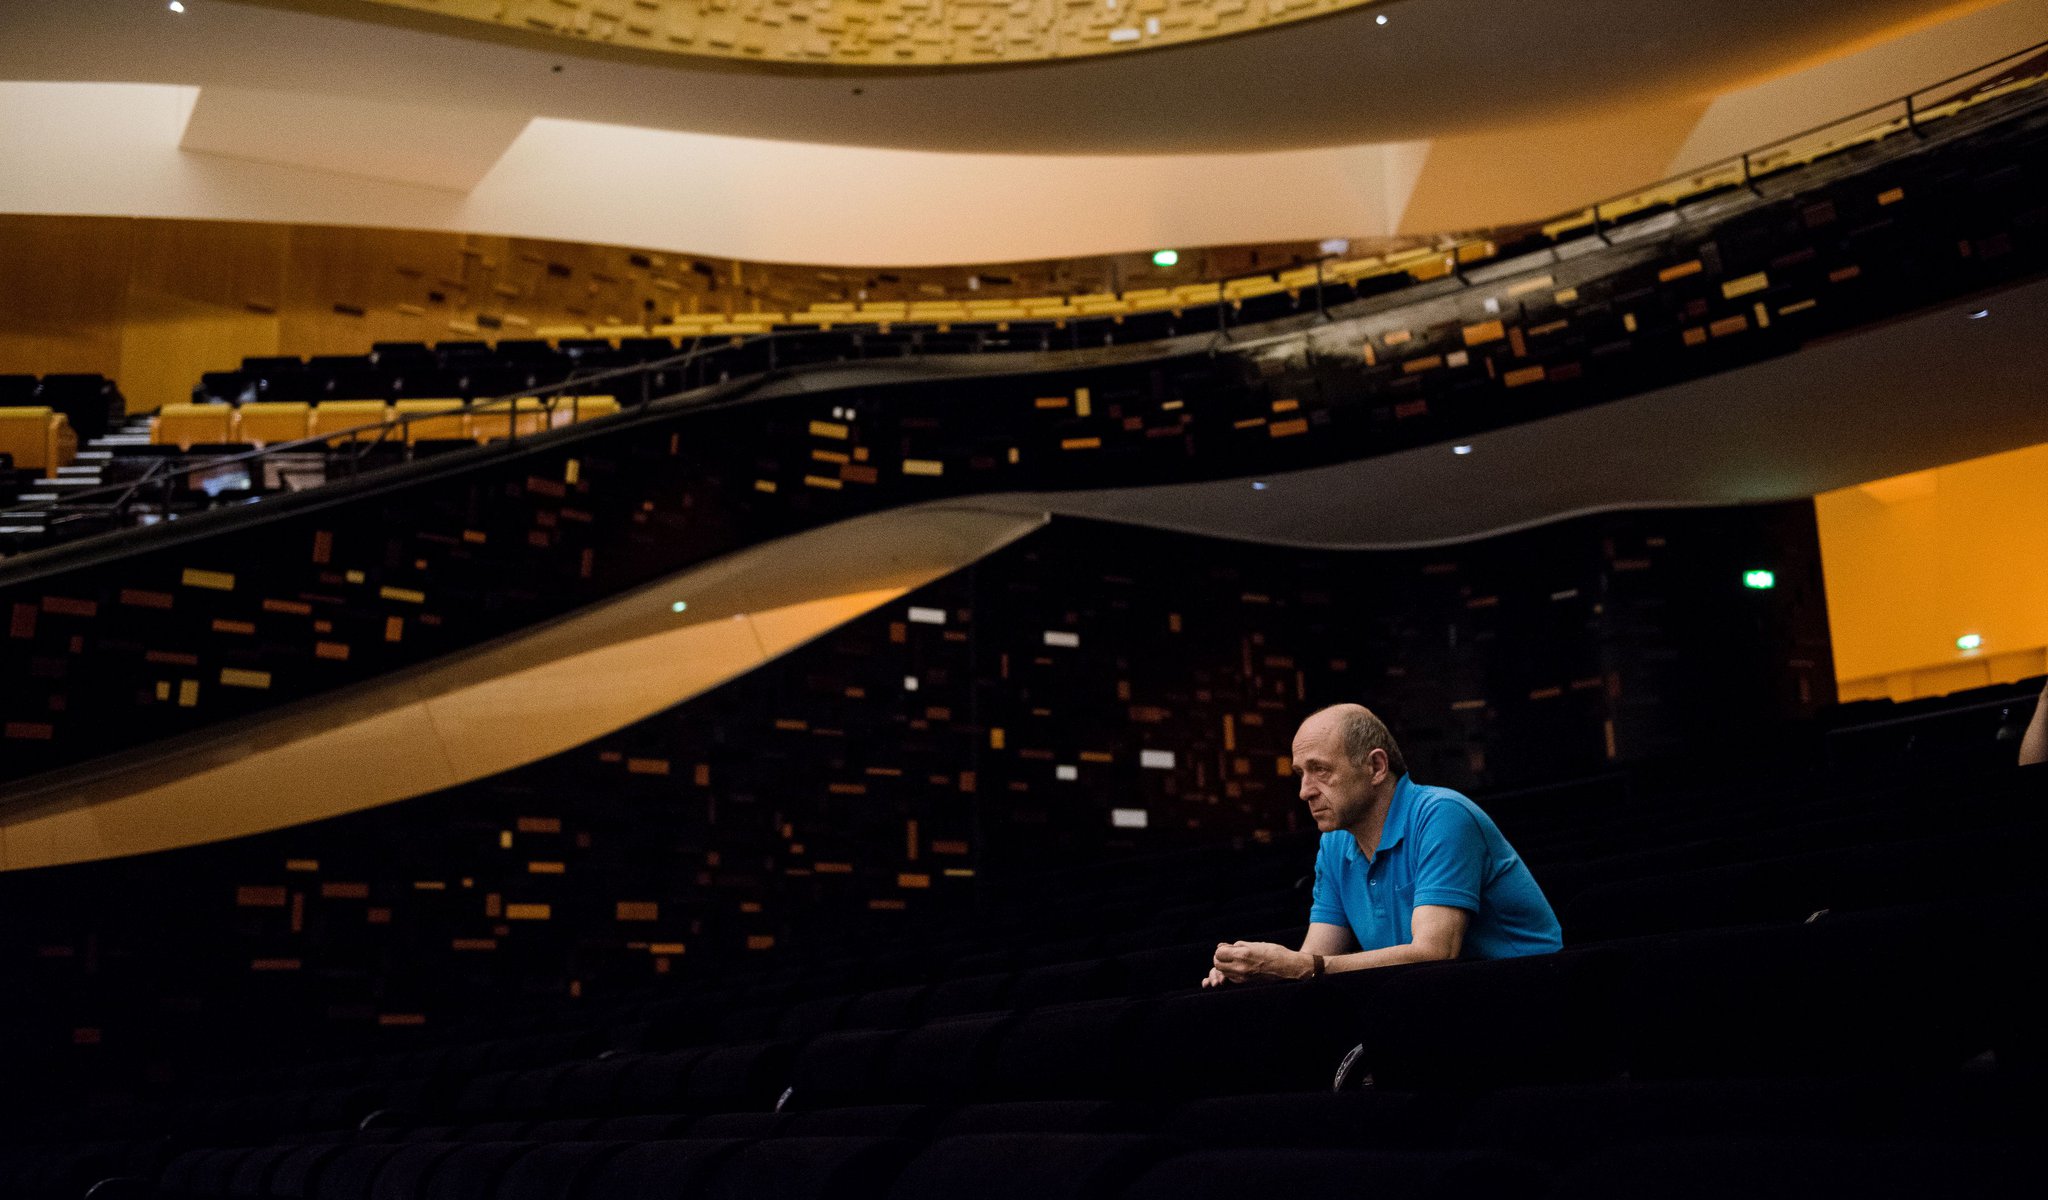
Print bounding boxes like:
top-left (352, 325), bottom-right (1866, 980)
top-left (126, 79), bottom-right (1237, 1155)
top-left (1308, 773), bottom-right (1562, 959)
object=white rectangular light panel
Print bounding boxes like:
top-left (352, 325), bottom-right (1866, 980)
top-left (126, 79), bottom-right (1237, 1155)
top-left (908, 606), bottom-right (946, 625)
top-left (1055, 764), bottom-right (1078, 781)
top-left (1043, 630), bottom-right (1080, 648)
top-left (1111, 808), bottom-right (1149, 828)
top-left (1139, 749), bottom-right (1176, 769)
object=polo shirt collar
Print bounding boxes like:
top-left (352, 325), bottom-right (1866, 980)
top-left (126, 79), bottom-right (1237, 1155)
top-left (1377, 773), bottom-right (1417, 855)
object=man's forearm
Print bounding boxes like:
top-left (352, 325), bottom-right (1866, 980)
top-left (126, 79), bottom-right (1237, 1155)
top-left (1322, 941), bottom-right (1456, 973)
top-left (2022, 681), bottom-right (2048, 767)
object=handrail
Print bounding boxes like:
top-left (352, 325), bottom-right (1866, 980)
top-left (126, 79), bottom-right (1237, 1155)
top-left (1572, 36), bottom-right (2048, 235)
top-left (4, 37), bottom-right (2044, 548)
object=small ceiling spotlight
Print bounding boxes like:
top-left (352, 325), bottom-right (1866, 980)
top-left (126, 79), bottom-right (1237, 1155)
top-left (1453, 444), bottom-right (1473, 455)
top-left (168, 1), bottom-right (185, 10)
top-left (1251, 481), bottom-right (1268, 491)
top-left (1376, 12), bottom-right (1388, 24)
top-left (1967, 309), bottom-right (1990, 319)
top-left (671, 601), bottom-right (688, 613)
top-left (1152, 249), bottom-right (1179, 267)
top-left (1957, 633), bottom-right (1983, 651)
top-left (1319, 238), bottom-right (1351, 256)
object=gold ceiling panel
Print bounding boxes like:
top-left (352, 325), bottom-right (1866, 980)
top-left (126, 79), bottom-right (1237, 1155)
top-left (344, 0), bottom-right (1388, 67)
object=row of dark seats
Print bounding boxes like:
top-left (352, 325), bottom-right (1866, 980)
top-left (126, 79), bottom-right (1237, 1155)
top-left (0, 373), bottom-right (126, 441)
top-left (143, 754), bottom-right (2020, 1114)
top-left (88, 892), bottom-right (2037, 1145)
top-left (10, 892), bottom-right (2036, 1197)
top-left (9, 746), bottom-right (2041, 1195)
top-left (183, 283), bottom-right (1361, 407)
top-left (39, 1106), bottom-right (2038, 1200)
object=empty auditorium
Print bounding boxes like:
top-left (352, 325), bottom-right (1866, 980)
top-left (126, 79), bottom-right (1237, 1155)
top-left (4, 0), bottom-right (2047, 1196)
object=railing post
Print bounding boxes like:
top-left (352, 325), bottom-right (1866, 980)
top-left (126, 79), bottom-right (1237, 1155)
top-left (1741, 151), bottom-right (1761, 196)
top-left (1593, 203), bottom-right (1610, 246)
top-left (1314, 259), bottom-right (1328, 321)
top-left (1905, 93), bottom-right (1924, 138)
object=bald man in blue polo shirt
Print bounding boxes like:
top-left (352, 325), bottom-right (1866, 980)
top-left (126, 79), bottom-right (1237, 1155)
top-left (1204, 703), bottom-right (1561, 986)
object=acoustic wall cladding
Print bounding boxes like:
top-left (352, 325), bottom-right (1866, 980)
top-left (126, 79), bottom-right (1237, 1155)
top-left (0, 503), bottom-right (1831, 1086)
top-left (0, 91), bottom-right (2040, 783)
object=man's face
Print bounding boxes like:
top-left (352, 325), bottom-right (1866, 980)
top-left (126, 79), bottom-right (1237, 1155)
top-left (1293, 715), bottom-right (1381, 834)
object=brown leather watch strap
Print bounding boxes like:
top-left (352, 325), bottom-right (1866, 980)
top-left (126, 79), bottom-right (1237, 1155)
top-left (1310, 953), bottom-right (1326, 980)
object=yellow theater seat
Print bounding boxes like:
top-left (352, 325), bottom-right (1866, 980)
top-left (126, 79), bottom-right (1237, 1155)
top-left (473, 397), bottom-right (548, 441)
top-left (152, 403), bottom-right (235, 450)
top-left (0, 406), bottom-right (78, 477)
top-left (549, 396), bottom-right (620, 428)
top-left (394, 399), bottom-right (468, 442)
top-left (310, 400), bottom-right (395, 446)
top-left (236, 402), bottom-right (310, 446)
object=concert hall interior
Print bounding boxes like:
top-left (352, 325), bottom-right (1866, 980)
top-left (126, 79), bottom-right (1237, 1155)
top-left (2, 0), bottom-right (2046, 1196)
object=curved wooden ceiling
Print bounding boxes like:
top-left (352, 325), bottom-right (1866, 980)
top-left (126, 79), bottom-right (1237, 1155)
top-left (339, 0), bottom-right (1394, 68)
top-left (179, 0), bottom-right (1997, 153)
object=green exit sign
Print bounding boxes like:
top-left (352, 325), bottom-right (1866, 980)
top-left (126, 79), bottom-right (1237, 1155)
top-left (1743, 570), bottom-right (1776, 590)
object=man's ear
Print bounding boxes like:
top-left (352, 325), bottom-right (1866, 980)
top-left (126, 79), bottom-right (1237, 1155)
top-left (1367, 747), bottom-right (1388, 783)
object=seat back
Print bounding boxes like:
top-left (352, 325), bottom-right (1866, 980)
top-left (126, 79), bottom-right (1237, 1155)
top-left (152, 403), bottom-right (236, 451)
top-left (309, 400), bottom-right (395, 445)
top-left (394, 399), bottom-right (469, 443)
top-left (473, 397), bottom-right (547, 441)
top-left (236, 401), bottom-right (311, 446)
top-left (550, 395), bottom-right (621, 427)
top-left (0, 406), bottom-right (69, 474)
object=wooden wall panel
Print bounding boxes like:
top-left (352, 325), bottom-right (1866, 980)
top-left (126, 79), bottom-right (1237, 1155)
top-left (0, 216), bottom-right (131, 380)
top-left (0, 213), bottom-right (1334, 415)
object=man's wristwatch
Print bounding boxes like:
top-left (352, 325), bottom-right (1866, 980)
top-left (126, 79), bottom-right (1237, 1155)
top-left (1308, 953), bottom-right (1326, 981)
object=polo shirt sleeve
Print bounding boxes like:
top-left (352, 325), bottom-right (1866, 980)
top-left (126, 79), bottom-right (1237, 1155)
top-left (1411, 801), bottom-right (1487, 914)
top-left (1307, 841), bottom-right (1348, 927)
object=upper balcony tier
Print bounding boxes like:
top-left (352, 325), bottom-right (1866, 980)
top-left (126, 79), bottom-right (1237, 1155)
top-left (0, 57), bottom-right (2045, 789)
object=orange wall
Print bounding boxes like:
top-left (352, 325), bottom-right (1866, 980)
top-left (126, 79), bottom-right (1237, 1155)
top-left (1815, 440), bottom-right (2048, 700)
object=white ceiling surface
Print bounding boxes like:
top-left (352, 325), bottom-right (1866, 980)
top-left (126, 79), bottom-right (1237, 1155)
top-left (0, 0), bottom-right (2041, 264)
top-left (961, 276), bottom-right (2048, 548)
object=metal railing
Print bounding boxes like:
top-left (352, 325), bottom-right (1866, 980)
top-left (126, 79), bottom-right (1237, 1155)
top-left (1555, 37), bottom-right (2048, 243)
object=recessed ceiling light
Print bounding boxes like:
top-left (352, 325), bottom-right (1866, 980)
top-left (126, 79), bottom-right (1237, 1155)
top-left (168, 0), bottom-right (185, 10)
top-left (671, 601), bottom-right (688, 613)
top-left (1251, 481), bottom-right (1268, 490)
top-left (1967, 309), bottom-right (1990, 319)
top-left (1376, 13), bottom-right (1388, 24)
top-left (1957, 633), bottom-right (1983, 651)
top-left (1453, 444), bottom-right (1473, 455)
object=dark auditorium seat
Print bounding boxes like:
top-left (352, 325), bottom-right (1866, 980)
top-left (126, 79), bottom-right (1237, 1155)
top-left (1549, 1137), bottom-right (2028, 1200)
top-left (1163, 1090), bottom-right (1457, 1151)
top-left (489, 1140), bottom-right (628, 1200)
top-left (1352, 948), bottom-right (1629, 1092)
top-left (709, 1136), bottom-right (918, 1200)
top-left (1123, 983), bottom-right (1357, 1099)
top-left (886, 1133), bottom-right (1173, 1200)
top-left (1123, 1147), bottom-right (1551, 1200)
top-left (563, 1138), bottom-right (748, 1199)
top-left (880, 1015), bottom-right (1013, 1105)
top-left (782, 1028), bottom-right (905, 1110)
top-left (1620, 902), bottom-right (2017, 1081)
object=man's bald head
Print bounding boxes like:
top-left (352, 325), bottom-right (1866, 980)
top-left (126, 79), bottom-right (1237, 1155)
top-left (1300, 703), bottom-right (1408, 778)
